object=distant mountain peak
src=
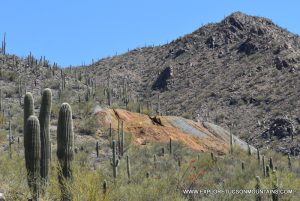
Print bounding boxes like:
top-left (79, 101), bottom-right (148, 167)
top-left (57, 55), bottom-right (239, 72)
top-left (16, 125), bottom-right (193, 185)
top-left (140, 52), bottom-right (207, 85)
top-left (222, 11), bottom-right (274, 27)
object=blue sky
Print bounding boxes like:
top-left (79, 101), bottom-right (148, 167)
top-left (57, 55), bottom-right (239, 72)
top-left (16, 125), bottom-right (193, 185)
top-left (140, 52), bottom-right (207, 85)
top-left (1, 1), bottom-right (299, 67)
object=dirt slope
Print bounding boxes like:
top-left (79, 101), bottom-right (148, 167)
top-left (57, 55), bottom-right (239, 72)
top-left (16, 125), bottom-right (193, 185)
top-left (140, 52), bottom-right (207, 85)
top-left (96, 108), bottom-right (256, 154)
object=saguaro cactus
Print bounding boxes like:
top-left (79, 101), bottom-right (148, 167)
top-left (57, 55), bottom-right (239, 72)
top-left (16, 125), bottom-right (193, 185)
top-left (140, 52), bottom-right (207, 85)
top-left (288, 154), bottom-right (292, 170)
top-left (8, 120), bottom-right (12, 159)
top-left (57, 103), bottom-right (74, 201)
top-left (103, 180), bottom-right (107, 195)
top-left (24, 116), bottom-right (41, 201)
top-left (266, 165), bottom-right (270, 177)
top-left (271, 170), bottom-right (279, 201)
top-left (230, 132), bottom-right (233, 154)
top-left (110, 140), bottom-right (119, 178)
top-left (126, 155), bottom-right (131, 183)
top-left (255, 176), bottom-right (262, 201)
top-left (24, 92), bottom-right (34, 170)
top-left (117, 119), bottom-right (120, 154)
top-left (120, 121), bottom-right (125, 156)
top-left (262, 155), bottom-right (266, 177)
top-left (0, 88), bottom-right (2, 111)
top-left (169, 138), bottom-right (172, 154)
top-left (257, 149), bottom-right (260, 165)
top-left (247, 143), bottom-right (251, 156)
top-left (269, 157), bottom-right (274, 171)
top-left (39, 88), bottom-right (52, 185)
top-left (96, 141), bottom-right (99, 158)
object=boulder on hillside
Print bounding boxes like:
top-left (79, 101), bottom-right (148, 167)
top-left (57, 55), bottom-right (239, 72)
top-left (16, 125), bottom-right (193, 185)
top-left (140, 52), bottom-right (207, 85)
top-left (238, 38), bottom-right (258, 55)
top-left (152, 66), bottom-right (173, 91)
top-left (262, 118), bottom-right (295, 139)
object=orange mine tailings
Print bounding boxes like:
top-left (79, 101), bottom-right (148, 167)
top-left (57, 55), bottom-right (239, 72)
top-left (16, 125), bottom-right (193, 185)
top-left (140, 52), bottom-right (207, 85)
top-left (96, 108), bottom-right (235, 154)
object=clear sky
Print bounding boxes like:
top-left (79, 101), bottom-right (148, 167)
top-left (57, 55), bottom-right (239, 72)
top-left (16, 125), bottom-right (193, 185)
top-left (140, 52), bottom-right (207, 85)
top-left (1, 1), bottom-right (299, 67)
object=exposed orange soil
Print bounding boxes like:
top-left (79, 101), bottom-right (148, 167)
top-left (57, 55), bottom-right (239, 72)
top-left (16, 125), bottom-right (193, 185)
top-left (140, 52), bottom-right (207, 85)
top-left (96, 109), bottom-right (229, 154)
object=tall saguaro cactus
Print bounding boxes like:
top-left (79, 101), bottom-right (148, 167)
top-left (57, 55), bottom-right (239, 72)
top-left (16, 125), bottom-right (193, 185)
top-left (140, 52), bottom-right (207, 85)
top-left (24, 92), bottom-right (34, 170)
top-left (126, 155), bottom-right (131, 183)
top-left (230, 132), bottom-right (233, 154)
top-left (24, 116), bottom-right (41, 201)
top-left (255, 176), bottom-right (262, 201)
top-left (120, 121), bottom-right (125, 156)
top-left (57, 103), bottom-right (74, 201)
top-left (0, 88), bottom-right (2, 111)
top-left (111, 140), bottom-right (119, 178)
top-left (39, 88), bottom-right (52, 185)
top-left (8, 120), bottom-right (12, 159)
top-left (1, 32), bottom-right (6, 55)
top-left (169, 138), bottom-right (172, 154)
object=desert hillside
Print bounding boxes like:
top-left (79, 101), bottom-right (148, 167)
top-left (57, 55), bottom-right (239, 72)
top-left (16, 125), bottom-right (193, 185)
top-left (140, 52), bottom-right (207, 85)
top-left (78, 12), bottom-right (300, 154)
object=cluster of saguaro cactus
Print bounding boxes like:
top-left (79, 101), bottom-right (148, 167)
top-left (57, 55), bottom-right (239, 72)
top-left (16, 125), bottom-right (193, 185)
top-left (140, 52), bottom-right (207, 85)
top-left (23, 89), bottom-right (54, 199)
top-left (57, 103), bottom-right (74, 201)
top-left (110, 140), bottom-right (119, 178)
